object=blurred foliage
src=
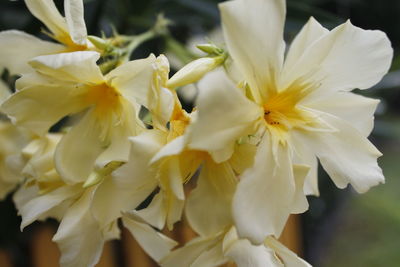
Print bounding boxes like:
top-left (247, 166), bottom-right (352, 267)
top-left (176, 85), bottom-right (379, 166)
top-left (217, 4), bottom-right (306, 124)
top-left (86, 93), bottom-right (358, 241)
top-left (0, 0), bottom-right (399, 266)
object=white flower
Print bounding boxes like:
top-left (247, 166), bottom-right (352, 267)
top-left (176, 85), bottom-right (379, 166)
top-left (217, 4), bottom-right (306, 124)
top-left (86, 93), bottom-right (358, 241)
top-left (186, 0), bottom-right (392, 244)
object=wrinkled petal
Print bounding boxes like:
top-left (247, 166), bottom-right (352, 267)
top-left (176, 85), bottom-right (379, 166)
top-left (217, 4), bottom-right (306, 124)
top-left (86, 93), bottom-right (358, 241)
top-left (64, 0), bottom-right (87, 45)
top-left (25, 0), bottom-right (68, 39)
top-left (122, 215), bottom-right (178, 262)
top-left (187, 70), bottom-right (261, 163)
top-left (296, 111), bottom-right (384, 193)
top-left (55, 110), bottom-right (104, 184)
top-left (186, 160), bottom-right (236, 236)
top-left (0, 30), bottom-right (64, 75)
top-left (305, 91), bottom-right (379, 136)
top-left (233, 134), bottom-right (295, 244)
top-left (283, 20), bottom-right (392, 98)
top-left (219, 0), bottom-right (286, 103)
top-left (29, 51), bottom-right (104, 83)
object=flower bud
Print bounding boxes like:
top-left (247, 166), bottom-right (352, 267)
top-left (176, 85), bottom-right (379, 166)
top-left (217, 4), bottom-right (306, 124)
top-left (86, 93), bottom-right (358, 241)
top-left (167, 56), bottom-right (224, 89)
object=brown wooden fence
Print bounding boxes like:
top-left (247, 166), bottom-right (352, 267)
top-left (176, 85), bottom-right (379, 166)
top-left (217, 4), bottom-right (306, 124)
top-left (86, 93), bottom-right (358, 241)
top-left (0, 215), bottom-right (302, 267)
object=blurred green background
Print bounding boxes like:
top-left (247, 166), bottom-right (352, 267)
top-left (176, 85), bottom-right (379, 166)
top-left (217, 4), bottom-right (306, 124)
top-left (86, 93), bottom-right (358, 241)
top-left (0, 0), bottom-right (399, 266)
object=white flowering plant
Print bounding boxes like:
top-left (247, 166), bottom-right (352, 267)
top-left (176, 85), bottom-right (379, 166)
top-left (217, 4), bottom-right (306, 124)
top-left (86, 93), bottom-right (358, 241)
top-left (0, 0), bottom-right (393, 266)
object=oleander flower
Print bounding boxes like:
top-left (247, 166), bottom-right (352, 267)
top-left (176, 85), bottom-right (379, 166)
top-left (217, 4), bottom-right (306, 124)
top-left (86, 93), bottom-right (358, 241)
top-left (2, 51), bottom-right (156, 184)
top-left (0, 0), bottom-right (92, 75)
top-left (186, 0), bottom-right (393, 244)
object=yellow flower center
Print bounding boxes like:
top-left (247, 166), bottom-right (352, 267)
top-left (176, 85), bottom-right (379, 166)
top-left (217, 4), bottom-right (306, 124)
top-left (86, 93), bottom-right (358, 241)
top-left (262, 81), bottom-right (315, 143)
top-left (85, 83), bottom-right (121, 117)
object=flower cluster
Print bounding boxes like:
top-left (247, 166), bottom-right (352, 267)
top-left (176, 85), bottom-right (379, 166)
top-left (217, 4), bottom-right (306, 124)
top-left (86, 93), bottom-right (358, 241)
top-left (0, 0), bottom-right (393, 266)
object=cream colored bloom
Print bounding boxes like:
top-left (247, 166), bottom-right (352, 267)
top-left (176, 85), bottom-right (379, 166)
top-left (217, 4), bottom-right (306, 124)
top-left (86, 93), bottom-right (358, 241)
top-left (186, 0), bottom-right (392, 244)
top-left (15, 131), bottom-right (168, 267)
top-left (0, 0), bottom-right (92, 75)
top-left (2, 51), bottom-right (156, 184)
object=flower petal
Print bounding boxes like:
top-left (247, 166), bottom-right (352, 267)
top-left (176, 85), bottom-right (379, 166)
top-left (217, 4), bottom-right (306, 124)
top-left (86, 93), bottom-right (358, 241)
top-left (233, 134), bottom-right (295, 244)
top-left (1, 82), bottom-right (88, 135)
top-left (15, 184), bottom-right (81, 229)
top-left (224, 238), bottom-right (281, 267)
top-left (161, 235), bottom-right (224, 267)
top-left (292, 136), bottom-right (319, 196)
top-left (0, 30), bottom-right (63, 75)
top-left (55, 110), bottom-right (105, 184)
top-left (283, 20), bottom-right (393, 97)
top-left (107, 54), bottom-right (157, 108)
top-left (91, 130), bottom-right (164, 228)
top-left (305, 91), bottom-right (380, 136)
top-left (219, 0), bottom-right (286, 103)
top-left (295, 112), bottom-right (384, 193)
top-left (187, 69), bottom-right (261, 163)
top-left (29, 51), bottom-right (104, 83)
top-left (53, 188), bottom-right (104, 267)
top-left (291, 165), bottom-right (310, 214)
top-left (266, 237), bottom-right (311, 267)
top-left (25, 0), bottom-right (68, 38)
top-left (122, 215), bottom-right (178, 262)
top-left (284, 17), bottom-right (329, 73)
top-left (186, 160), bottom-right (236, 236)
top-left (64, 0), bottom-right (87, 45)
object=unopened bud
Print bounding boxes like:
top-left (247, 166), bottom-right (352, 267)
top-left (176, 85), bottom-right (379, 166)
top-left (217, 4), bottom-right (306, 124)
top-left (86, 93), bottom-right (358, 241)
top-left (167, 56), bottom-right (224, 89)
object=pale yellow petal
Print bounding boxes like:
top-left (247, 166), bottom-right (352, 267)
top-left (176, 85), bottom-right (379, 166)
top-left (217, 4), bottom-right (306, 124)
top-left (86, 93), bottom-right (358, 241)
top-left (219, 0), bottom-right (286, 103)
top-left (0, 30), bottom-right (63, 75)
top-left (1, 83), bottom-right (87, 135)
top-left (187, 69), bottom-right (261, 163)
top-left (122, 215), bottom-right (178, 262)
top-left (292, 136), bottom-right (319, 196)
top-left (107, 54), bottom-right (156, 108)
top-left (91, 130), bottom-right (164, 228)
top-left (305, 92), bottom-right (380, 136)
top-left (29, 51), bottom-right (104, 83)
top-left (161, 235), bottom-right (224, 267)
top-left (0, 80), bottom-right (11, 103)
top-left (283, 20), bottom-right (392, 97)
top-left (53, 188), bottom-right (105, 267)
top-left (55, 110), bottom-right (105, 184)
top-left (233, 134), bottom-right (295, 244)
top-left (25, 0), bottom-right (68, 38)
top-left (296, 112), bottom-right (384, 193)
top-left (64, 0), bottom-right (87, 45)
top-left (284, 17), bottom-right (329, 73)
top-left (15, 184), bottom-right (81, 229)
top-left (291, 165), bottom-right (310, 214)
top-left (186, 160), bottom-right (236, 236)
top-left (265, 237), bottom-right (312, 267)
top-left (224, 238), bottom-right (281, 267)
